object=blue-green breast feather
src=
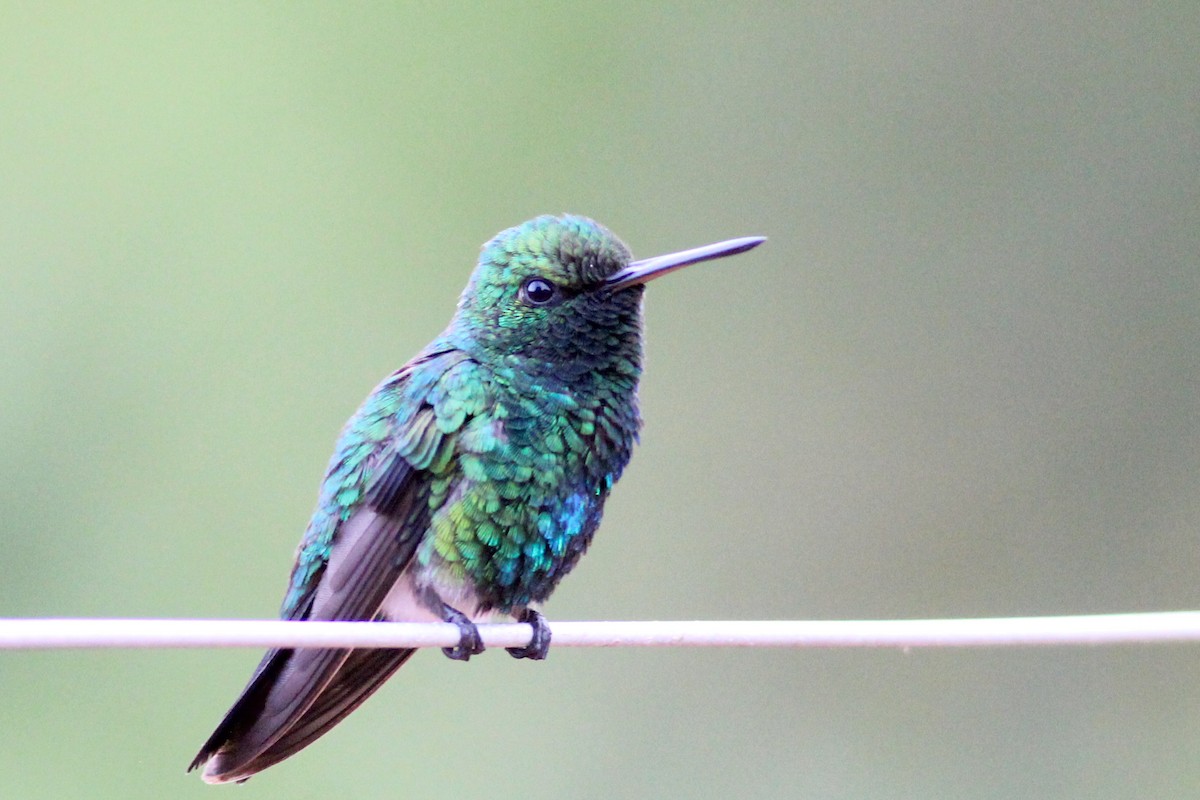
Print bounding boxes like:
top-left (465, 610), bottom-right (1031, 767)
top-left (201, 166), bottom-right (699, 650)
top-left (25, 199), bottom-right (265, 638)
top-left (191, 214), bottom-right (763, 784)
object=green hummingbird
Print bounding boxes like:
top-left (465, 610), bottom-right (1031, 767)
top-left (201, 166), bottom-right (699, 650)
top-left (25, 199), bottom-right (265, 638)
top-left (189, 214), bottom-right (765, 783)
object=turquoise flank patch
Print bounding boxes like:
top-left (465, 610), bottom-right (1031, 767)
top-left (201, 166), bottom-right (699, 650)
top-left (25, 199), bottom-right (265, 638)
top-left (547, 491), bottom-right (589, 557)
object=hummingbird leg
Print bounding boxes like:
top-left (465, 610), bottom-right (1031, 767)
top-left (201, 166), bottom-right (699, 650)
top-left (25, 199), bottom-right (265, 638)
top-left (438, 604), bottom-right (485, 661)
top-left (506, 608), bottom-right (551, 660)
top-left (417, 586), bottom-right (485, 661)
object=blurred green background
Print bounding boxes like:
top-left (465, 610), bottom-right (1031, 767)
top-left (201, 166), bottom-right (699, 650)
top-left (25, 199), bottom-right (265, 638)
top-left (1, 3), bottom-right (1198, 798)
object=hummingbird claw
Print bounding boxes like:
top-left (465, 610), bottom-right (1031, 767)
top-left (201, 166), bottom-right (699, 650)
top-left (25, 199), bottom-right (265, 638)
top-left (506, 608), bottom-right (551, 660)
top-left (440, 605), bottom-right (485, 661)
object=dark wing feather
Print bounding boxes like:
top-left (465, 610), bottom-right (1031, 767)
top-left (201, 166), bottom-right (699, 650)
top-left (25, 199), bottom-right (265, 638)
top-left (192, 454), bottom-right (430, 783)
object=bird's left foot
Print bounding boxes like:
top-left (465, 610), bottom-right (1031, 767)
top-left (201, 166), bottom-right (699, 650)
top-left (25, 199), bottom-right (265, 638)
top-left (506, 608), bottom-right (551, 660)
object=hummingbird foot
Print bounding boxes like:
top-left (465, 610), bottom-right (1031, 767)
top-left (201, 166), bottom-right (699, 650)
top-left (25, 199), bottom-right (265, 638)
top-left (506, 608), bottom-right (551, 660)
top-left (440, 605), bottom-right (485, 661)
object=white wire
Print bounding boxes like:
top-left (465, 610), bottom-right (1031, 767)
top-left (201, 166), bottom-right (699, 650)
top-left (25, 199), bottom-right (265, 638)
top-left (2, 612), bottom-right (1200, 651)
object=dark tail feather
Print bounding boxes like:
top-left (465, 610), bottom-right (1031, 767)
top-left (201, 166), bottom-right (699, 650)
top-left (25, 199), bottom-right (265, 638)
top-left (215, 648), bottom-right (418, 779)
top-left (189, 647), bottom-right (415, 784)
top-left (188, 648), bottom-right (288, 774)
top-left (189, 644), bottom-right (353, 783)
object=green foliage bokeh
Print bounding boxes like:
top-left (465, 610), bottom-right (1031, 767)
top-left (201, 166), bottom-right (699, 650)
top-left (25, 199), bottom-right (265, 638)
top-left (1, 4), bottom-right (1198, 798)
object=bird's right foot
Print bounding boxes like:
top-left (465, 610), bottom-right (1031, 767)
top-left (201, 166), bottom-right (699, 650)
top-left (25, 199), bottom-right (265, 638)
top-left (441, 605), bottom-right (485, 661)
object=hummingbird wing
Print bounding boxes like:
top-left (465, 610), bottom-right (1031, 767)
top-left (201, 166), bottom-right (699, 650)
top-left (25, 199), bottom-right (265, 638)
top-left (191, 348), bottom-right (472, 783)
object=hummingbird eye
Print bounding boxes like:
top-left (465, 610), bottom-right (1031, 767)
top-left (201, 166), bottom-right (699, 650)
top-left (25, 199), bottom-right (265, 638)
top-left (521, 277), bottom-right (557, 306)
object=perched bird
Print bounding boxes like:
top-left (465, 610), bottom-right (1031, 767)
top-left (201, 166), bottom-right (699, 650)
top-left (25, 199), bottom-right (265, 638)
top-left (189, 214), bottom-right (764, 783)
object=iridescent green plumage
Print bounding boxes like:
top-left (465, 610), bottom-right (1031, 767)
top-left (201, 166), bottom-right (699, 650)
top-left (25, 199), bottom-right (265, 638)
top-left (190, 215), bottom-right (764, 783)
top-left (286, 216), bottom-right (642, 617)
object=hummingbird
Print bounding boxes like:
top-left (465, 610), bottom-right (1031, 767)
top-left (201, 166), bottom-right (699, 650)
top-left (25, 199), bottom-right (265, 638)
top-left (189, 214), bottom-right (765, 783)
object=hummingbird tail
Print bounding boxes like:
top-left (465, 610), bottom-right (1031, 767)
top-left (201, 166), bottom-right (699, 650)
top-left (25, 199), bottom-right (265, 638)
top-left (189, 646), bottom-right (417, 784)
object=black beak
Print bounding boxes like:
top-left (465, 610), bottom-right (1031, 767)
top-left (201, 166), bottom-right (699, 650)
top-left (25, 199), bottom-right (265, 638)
top-left (605, 236), bottom-right (767, 292)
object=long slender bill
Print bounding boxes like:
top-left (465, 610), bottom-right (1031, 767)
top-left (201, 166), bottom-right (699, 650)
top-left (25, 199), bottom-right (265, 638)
top-left (605, 235), bottom-right (766, 291)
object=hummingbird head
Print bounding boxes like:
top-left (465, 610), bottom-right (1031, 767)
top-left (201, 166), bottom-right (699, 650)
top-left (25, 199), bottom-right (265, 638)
top-left (452, 214), bottom-right (764, 381)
